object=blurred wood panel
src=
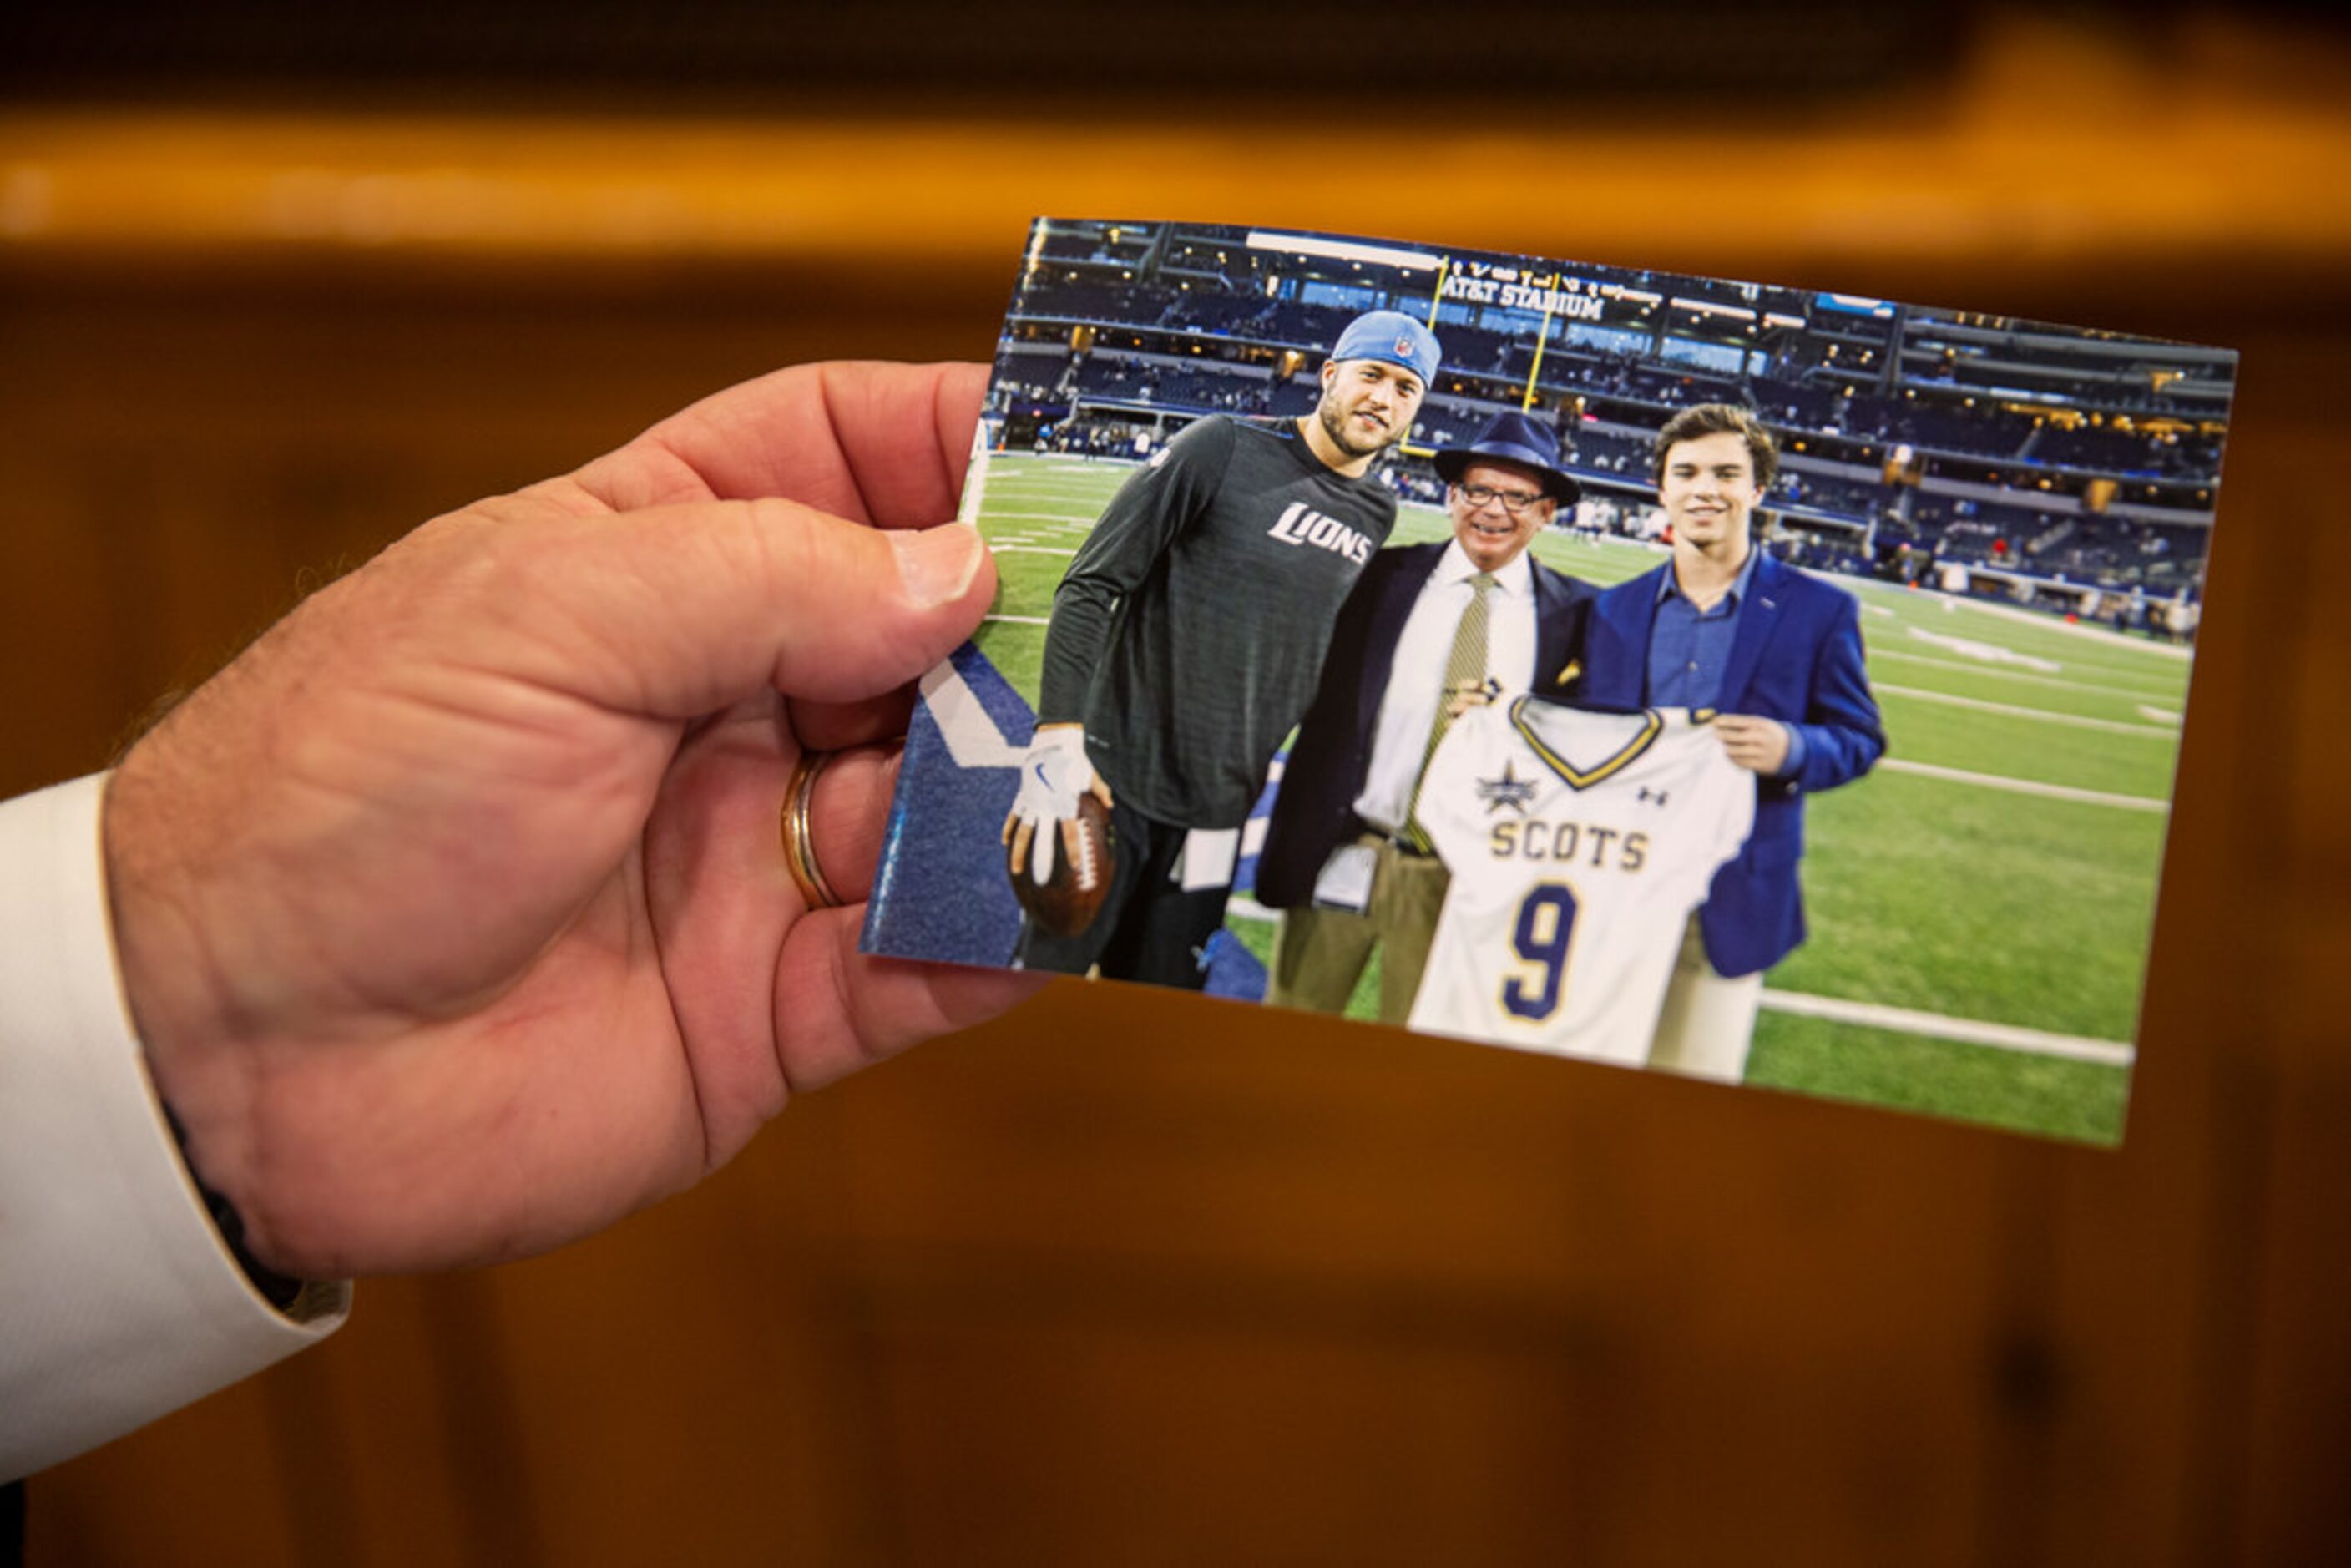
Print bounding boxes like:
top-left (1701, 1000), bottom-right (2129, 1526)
top-left (10, 9), bottom-right (2351, 1565)
top-left (6, 13), bottom-right (2351, 308)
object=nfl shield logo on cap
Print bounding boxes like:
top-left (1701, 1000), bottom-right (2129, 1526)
top-left (1331, 309), bottom-right (1442, 389)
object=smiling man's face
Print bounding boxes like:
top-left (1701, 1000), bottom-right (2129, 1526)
top-left (1449, 458), bottom-right (1555, 574)
top-left (1658, 430), bottom-right (1762, 559)
top-left (1314, 357), bottom-right (1423, 461)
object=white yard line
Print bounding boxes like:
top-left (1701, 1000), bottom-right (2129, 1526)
top-left (1942, 589), bottom-right (2195, 661)
top-left (990, 544), bottom-right (1081, 555)
top-left (1221, 897), bottom-right (2133, 1065)
top-left (1866, 647), bottom-right (2187, 701)
top-left (1873, 684), bottom-right (2178, 736)
top-left (917, 662), bottom-right (1026, 768)
top-left (982, 614), bottom-right (1053, 625)
top-left (1757, 989), bottom-right (2135, 1065)
top-left (1878, 757), bottom-right (2169, 811)
top-left (1899, 626), bottom-right (2060, 673)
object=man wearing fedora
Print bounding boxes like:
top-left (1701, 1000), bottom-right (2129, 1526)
top-left (1257, 408), bottom-right (1594, 1022)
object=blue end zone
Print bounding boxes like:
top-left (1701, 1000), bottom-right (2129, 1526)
top-left (1201, 928), bottom-right (1267, 1004)
top-left (862, 642), bottom-right (1032, 966)
top-left (861, 641), bottom-right (1286, 1001)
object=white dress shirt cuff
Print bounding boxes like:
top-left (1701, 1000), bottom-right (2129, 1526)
top-left (1, 774), bottom-right (349, 1481)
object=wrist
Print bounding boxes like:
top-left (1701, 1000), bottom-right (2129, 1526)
top-left (100, 758), bottom-right (274, 1267)
top-left (158, 1101), bottom-right (310, 1311)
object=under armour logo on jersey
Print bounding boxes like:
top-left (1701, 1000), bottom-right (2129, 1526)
top-left (1637, 786), bottom-right (1670, 807)
top-left (1475, 761), bottom-right (1540, 815)
top-left (1267, 501), bottom-right (1373, 564)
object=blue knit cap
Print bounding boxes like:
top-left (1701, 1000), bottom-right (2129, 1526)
top-left (1329, 310), bottom-right (1441, 391)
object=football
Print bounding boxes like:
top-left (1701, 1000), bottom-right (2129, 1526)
top-left (1009, 794), bottom-right (1115, 939)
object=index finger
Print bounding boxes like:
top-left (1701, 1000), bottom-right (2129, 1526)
top-left (572, 362), bottom-right (988, 527)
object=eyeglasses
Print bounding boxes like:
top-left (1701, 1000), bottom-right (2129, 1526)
top-left (1455, 482), bottom-right (1548, 516)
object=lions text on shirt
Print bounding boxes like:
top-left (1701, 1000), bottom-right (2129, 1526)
top-left (1407, 699), bottom-right (1756, 1065)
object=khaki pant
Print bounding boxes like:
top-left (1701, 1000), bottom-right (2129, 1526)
top-left (1646, 914), bottom-right (1762, 1083)
top-left (1268, 833), bottom-right (1451, 1026)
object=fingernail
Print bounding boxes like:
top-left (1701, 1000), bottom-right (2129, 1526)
top-left (890, 524), bottom-right (984, 609)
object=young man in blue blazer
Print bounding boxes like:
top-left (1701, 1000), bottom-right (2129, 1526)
top-left (1580, 403), bottom-right (1885, 1081)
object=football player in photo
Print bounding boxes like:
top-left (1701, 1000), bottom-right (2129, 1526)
top-left (1004, 311), bottom-right (1442, 985)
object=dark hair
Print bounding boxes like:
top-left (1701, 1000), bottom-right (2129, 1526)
top-left (1651, 403), bottom-right (1778, 489)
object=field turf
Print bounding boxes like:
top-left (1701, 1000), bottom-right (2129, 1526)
top-left (956, 451), bottom-right (2190, 1145)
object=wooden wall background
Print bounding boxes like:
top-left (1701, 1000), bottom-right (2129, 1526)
top-left (7, 10), bottom-right (2348, 1563)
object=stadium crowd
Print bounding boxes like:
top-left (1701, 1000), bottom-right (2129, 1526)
top-left (993, 260), bottom-right (2217, 632)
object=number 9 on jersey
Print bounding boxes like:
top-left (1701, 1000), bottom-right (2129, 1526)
top-left (1502, 883), bottom-right (1580, 1022)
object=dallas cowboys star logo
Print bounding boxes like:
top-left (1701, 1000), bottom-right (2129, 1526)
top-left (1475, 761), bottom-right (1539, 815)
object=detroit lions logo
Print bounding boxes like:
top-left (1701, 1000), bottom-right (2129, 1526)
top-left (1267, 501), bottom-right (1373, 564)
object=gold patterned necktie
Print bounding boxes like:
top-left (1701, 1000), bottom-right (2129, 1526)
top-left (1403, 571), bottom-right (1495, 852)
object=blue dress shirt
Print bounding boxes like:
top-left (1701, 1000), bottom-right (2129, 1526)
top-left (1646, 547), bottom-right (1807, 776)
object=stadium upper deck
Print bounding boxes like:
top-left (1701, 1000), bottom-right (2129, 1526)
top-left (993, 220), bottom-right (2232, 611)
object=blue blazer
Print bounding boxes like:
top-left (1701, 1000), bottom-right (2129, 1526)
top-left (1256, 542), bottom-right (1593, 909)
top-left (1581, 549), bottom-right (1885, 976)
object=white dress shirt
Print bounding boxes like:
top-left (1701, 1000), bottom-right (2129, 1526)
top-left (0, 774), bottom-right (347, 1481)
top-left (1352, 539), bottom-right (1540, 834)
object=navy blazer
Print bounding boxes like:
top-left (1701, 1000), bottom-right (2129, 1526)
top-left (1256, 542), bottom-right (1593, 909)
top-left (1580, 549), bottom-right (1885, 976)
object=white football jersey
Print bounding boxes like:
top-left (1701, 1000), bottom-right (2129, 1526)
top-left (1407, 700), bottom-right (1755, 1065)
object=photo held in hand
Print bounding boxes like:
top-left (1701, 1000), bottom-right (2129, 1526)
top-left (865, 218), bottom-right (2235, 1148)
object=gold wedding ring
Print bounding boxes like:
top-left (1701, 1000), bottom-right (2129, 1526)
top-left (780, 751), bottom-right (842, 910)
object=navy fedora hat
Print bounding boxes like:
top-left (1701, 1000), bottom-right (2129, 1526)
top-left (1432, 409), bottom-right (1581, 504)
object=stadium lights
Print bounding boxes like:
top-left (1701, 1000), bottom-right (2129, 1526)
top-left (1244, 231), bottom-right (1441, 271)
top-left (1671, 297), bottom-right (1756, 321)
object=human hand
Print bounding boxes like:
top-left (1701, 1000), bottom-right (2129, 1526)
top-left (103, 362), bottom-right (1044, 1278)
top-left (1443, 675), bottom-right (1504, 721)
top-left (1712, 712), bottom-right (1793, 776)
top-left (1001, 724), bottom-right (1113, 887)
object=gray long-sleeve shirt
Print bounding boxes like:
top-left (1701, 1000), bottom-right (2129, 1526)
top-left (1037, 415), bottom-right (1398, 829)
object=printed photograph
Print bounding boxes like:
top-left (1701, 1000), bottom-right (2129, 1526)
top-left (862, 217), bottom-right (2234, 1146)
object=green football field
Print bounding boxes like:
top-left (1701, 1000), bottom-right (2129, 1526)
top-left (958, 451), bottom-right (2189, 1145)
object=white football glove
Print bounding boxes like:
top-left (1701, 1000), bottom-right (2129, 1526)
top-left (1003, 725), bottom-right (1104, 887)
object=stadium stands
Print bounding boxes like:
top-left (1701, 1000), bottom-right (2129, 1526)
top-left (993, 220), bottom-right (2228, 630)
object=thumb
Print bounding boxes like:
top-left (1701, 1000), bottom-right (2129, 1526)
top-left (422, 498), bottom-right (992, 721)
